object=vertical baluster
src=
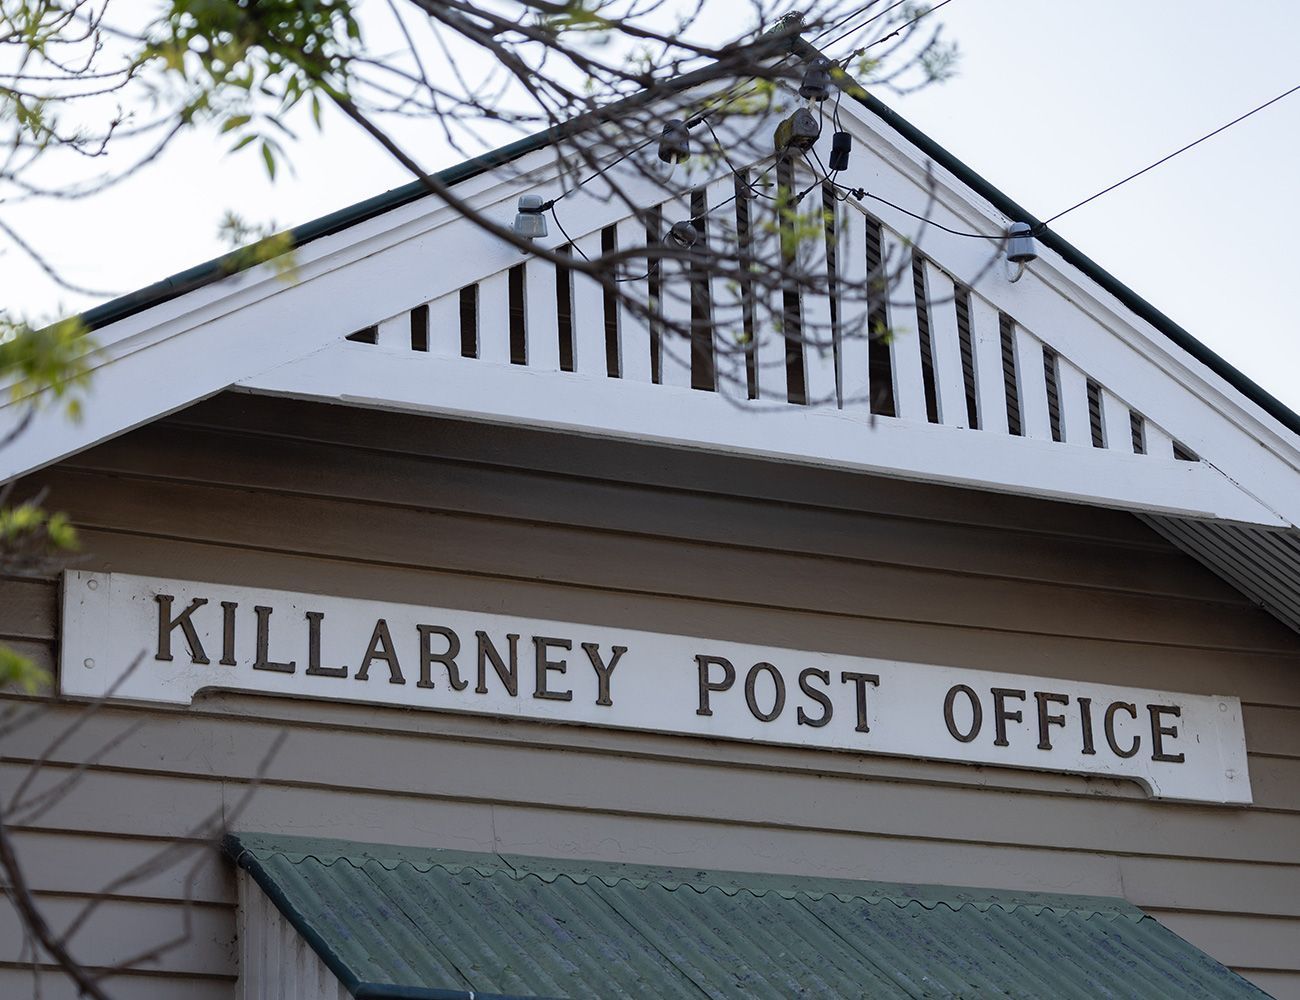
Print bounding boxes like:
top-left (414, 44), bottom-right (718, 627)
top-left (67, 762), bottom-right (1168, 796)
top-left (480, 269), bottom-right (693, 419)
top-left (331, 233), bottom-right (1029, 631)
top-left (375, 314), bottom-right (407, 349)
top-left (616, 215), bottom-right (653, 382)
top-left (706, 176), bottom-right (744, 396)
top-left (797, 174), bottom-right (836, 408)
top-left (1099, 388), bottom-right (1131, 451)
top-left (475, 271), bottom-right (510, 364)
top-left (658, 192), bottom-right (694, 388)
top-left (569, 231), bottom-right (607, 377)
top-left (1012, 325), bottom-right (1053, 440)
top-left (1055, 355), bottom-right (1093, 445)
top-left (425, 293), bottom-right (460, 357)
top-left (837, 205), bottom-right (870, 410)
top-left (1144, 420), bottom-right (1176, 458)
top-left (921, 261), bottom-right (970, 428)
top-left (524, 258), bottom-right (561, 371)
top-left (968, 293), bottom-right (1008, 434)
top-left (882, 229), bottom-right (926, 421)
top-left (749, 188), bottom-right (787, 403)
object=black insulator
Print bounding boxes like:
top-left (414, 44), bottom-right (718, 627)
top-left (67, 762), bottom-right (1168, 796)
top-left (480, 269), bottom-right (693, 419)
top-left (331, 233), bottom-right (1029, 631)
top-left (658, 119), bottom-right (691, 164)
top-left (829, 130), bottom-right (852, 172)
top-left (665, 220), bottom-right (698, 249)
top-left (799, 57), bottom-right (833, 101)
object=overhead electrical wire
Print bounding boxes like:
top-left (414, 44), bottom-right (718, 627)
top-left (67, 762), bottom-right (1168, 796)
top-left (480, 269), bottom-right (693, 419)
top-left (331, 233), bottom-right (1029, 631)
top-left (554, 0), bottom-right (1300, 263)
top-left (1039, 80), bottom-right (1300, 227)
top-left (807, 0), bottom-right (912, 46)
top-left (820, 0), bottom-right (956, 61)
top-left (540, 0), bottom-right (944, 215)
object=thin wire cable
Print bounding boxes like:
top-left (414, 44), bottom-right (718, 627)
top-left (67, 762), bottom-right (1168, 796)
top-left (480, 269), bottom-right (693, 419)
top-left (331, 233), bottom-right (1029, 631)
top-left (822, 0), bottom-right (955, 60)
top-left (1039, 81), bottom-right (1300, 228)
top-left (808, 0), bottom-right (909, 45)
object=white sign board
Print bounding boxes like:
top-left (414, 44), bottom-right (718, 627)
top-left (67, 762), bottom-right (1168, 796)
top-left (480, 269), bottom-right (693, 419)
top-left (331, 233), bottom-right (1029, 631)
top-left (60, 571), bottom-right (1252, 804)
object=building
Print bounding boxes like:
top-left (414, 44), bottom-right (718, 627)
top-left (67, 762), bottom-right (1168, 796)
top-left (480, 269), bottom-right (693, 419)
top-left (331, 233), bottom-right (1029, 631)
top-left (3, 40), bottom-right (1300, 1000)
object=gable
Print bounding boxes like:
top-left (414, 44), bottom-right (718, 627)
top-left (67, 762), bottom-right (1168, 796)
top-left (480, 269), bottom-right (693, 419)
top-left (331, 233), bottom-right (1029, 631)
top-left (5, 66), bottom-right (1300, 630)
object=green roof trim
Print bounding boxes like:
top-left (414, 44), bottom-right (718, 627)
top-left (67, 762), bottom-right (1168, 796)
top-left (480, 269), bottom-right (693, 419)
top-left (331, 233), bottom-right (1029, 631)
top-left (225, 832), bottom-right (1268, 1000)
top-left (78, 36), bottom-right (1300, 438)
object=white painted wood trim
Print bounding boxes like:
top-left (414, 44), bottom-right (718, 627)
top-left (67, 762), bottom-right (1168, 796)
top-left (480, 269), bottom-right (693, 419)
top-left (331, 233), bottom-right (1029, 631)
top-left (524, 257), bottom-right (561, 372)
top-left (427, 292), bottom-right (461, 358)
top-left (1013, 325), bottom-right (1053, 442)
top-left (1056, 356), bottom-right (1094, 447)
top-left (375, 314), bottom-right (407, 350)
top-left (1146, 421), bottom-right (1176, 459)
top-left (1100, 387), bottom-right (1132, 453)
top-left (571, 231), bottom-right (607, 378)
top-left (968, 293), bottom-right (1008, 434)
top-left (883, 231), bottom-right (927, 422)
top-left (475, 270), bottom-right (511, 366)
top-left (240, 347), bottom-right (1286, 526)
top-left (839, 204), bottom-right (871, 411)
top-left (615, 216), bottom-right (653, 383)
top-left (922, 261), bottom-right (970, 429)
top-left (4, 80), bottom-right (1297, 537)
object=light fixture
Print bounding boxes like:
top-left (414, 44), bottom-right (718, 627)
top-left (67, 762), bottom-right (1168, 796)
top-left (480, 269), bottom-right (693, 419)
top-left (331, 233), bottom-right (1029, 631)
top-left (665, 220), bottom-right (698, 250)
top-left (658, 119), bottom-right (691, 164)
top-left (1005, 221), bottom-right (1037, 282)
top-left (511, 194), bottom-right (548, 240)
top-left (799, 56), bottom-right (833, 102)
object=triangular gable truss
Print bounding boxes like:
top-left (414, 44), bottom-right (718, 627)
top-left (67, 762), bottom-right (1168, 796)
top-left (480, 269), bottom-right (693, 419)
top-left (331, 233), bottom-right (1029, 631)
top-left (5, 77), bottom-right (1300, 629)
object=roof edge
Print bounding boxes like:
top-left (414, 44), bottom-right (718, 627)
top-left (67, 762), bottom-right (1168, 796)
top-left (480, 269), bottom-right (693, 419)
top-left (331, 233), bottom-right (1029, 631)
top-left (76, 33), bottom-right (1300, 440)
top-left (796, 34), bottom-right (1300, 438)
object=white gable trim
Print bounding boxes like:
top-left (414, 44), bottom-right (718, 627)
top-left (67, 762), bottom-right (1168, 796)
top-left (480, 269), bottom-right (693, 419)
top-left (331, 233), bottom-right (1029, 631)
top-left (4, 85), bottom-right (1298, 539)
top-left (241, 344), bottom-right (1282, 526)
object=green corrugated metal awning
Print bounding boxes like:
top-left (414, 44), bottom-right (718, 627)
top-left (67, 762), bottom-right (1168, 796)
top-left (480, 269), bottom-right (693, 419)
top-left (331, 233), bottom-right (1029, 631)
top-left (226, 833), bottom-right (1267, 1000)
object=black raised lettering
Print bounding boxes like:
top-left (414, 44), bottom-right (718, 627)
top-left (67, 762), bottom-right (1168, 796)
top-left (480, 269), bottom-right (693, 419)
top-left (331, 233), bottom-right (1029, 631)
top-left (155, 594), bottom-right (209, 664)
top-left (476, 631), bottom-right (519, 696)
top-left (695, 655), bottom-right (735, 716)
top-left (417, 625), bottom-right (466, 690)
top-left (581, 642), bottom-right (625, 707)
top-left (1104, 701), bottom-right (1140, 758)
top-left (744, 662), bottom-right (786, 722)
top-left (1148, 704), bottom-right (1185, 763)
top-left (991, 687), bottom-right (1026, 747)
top-left (355, 618), bottom-right (405, 684)
top-left (533, 636), bottom-right (573, 701)
top-left (304, 611), bottom-right (347, 677)
top-left (796, 668), bottom-right (833, 728)
top-left (219, 601), bottom-right (238, 666)
top-left (840, 671), bottom-right (880, 733)
top-left (253, 605), bottom-right (295, 673)
top-left (944, 684), bottom-right (982, 743)
top-left (1034, 691), bottom-right (1070, 751)
top-left (1078, 696), bottom-right (1097, 755)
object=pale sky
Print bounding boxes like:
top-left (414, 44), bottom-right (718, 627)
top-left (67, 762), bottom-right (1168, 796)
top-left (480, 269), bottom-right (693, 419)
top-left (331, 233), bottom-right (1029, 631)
top-left (4, 0), bottom-right (1297, 417)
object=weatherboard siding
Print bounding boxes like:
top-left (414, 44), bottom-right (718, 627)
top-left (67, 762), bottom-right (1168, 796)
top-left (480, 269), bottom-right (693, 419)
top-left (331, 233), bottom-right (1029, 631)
top-left (1, 392), bottom-right (1298, 998)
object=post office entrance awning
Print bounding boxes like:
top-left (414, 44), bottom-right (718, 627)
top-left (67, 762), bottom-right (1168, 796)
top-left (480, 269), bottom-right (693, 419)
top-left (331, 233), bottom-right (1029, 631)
top-left (226, 833), bottom-right (1268, 999)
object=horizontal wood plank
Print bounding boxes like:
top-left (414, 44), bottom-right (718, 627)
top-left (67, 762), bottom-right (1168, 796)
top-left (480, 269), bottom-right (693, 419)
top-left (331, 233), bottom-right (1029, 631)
top-left (0, 968), bottom-right (233, 1000)
top-left (68, 423), bottom-right (1247, 604)
top-left (168, 394), bottom-right (1172, 547)
top-left (34, 469), bottom-right (1298, 652)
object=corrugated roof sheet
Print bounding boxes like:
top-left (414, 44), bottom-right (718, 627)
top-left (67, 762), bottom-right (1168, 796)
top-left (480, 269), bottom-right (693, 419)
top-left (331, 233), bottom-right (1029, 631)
top-left (1142, 514), bottom-right (1300, 635)
top-left (225, 833), bottom-right (1269, 1000)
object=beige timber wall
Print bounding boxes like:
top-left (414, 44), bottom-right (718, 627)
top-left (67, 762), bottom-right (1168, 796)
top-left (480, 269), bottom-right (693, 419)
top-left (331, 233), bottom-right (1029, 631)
top-left (2, 392), bottom-right (1299, 999)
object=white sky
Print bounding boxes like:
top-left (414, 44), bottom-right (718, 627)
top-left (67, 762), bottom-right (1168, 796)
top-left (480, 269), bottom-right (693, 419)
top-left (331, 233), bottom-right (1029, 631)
top-left (4, 0), bottom-right (1298, 416)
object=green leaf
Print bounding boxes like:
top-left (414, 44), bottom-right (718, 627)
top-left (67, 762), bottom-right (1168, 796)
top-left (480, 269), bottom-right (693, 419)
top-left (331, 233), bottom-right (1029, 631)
top-left (220, 113), bottom-right (251, 134)
top-left (261, 140), bottom-right (277, 179)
